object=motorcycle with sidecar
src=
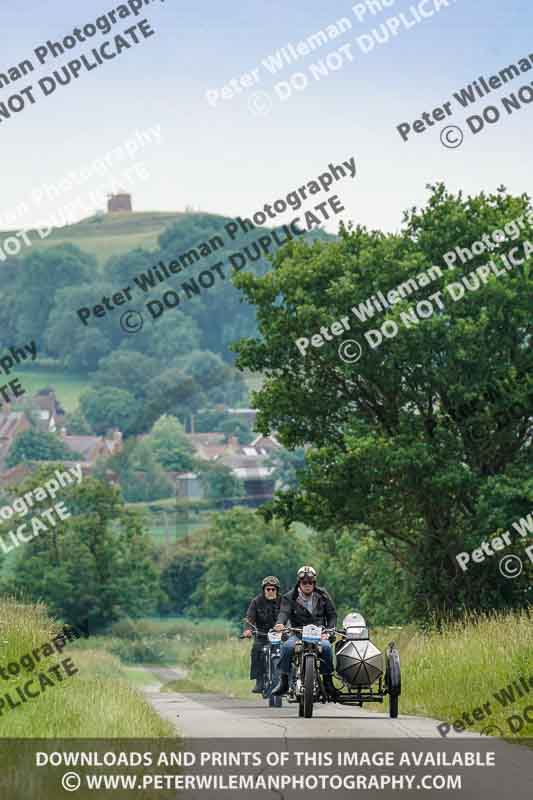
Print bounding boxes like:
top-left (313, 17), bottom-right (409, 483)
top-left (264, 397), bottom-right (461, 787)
top-left (279, 612), bottom-right (401, 719)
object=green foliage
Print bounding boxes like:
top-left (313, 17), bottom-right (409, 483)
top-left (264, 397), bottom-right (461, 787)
top-left (219, 417), bottom-right (254, 445)
top-left (193, 407), bottom-right (227, 432)
top-left (0, 599), bottom-right (173, 742)
top-left (192, 508), bottom-right (312, 619)
top-left (64, 408), bottom-right (93, 435)
top-left (10, 245), bottom-right (94, 346)
top-left (181, 350), bottom-right (247, 406)
top-left (133, 368), bottom-right (201, 434)
top-left (79, 386), bottom-right (138, 435)
top-left (266, 447), bottom-right (307, 490)
top-left (234, 184), bottom-right (533, 619)
top-left (197, 461), bottom-right (244, 501)
top-left (98, 439), bottom-right (175, 502)
top-left (6, 430), bottom-right (80, 467)
top-left (93, 350), bottom-right (160, 399)
top-left (144, 415), bottom-right (195, 471)
top-left (313, 527), bottom-right (413, 625)
top-left (4, 467), bottom-right (161, 629)
top-left (159, 535), bottom-right (208, 615)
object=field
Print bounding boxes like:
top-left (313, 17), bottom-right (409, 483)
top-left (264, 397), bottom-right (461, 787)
top-left (16, 366), bottom-right (92, 412)
top-left (0, 211), bottom-right (184, 266)
top-left (125, 501), bottom-right (211, 544)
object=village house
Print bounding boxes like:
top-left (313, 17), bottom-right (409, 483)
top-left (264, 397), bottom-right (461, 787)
top-left (175, 431), bottom-right (282, 506)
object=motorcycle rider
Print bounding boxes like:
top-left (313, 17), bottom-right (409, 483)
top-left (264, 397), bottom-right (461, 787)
top-left (243, 576), bottom-right (282, 693)
top-left (272, 565), bottom-right (337, 697)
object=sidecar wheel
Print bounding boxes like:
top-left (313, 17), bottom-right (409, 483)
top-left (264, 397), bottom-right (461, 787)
top-left (385, 646), bottom-right (401, 695)
top-left (389, 693), bottom-right (399, 718)
top-left (386, 644), bottom-right (401, 719)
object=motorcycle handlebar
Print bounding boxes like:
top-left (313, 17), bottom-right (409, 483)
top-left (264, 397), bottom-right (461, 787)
top-left (270, 626), bottom-right (338, 635)
top-left (240, 621), bottom-right (271, 637)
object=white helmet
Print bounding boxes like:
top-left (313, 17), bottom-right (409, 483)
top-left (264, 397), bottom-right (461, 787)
top-left (297, 565), bottom-right (317, 581)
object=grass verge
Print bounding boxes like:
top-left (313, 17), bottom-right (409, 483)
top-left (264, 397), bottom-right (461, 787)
top-left (0, 598), bottom-right (175, 737)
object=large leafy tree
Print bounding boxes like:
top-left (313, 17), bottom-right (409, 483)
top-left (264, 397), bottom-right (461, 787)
top-left (181, 350), bottom-right (248, 406)
top-left (46, 283), bottom-right (119, 372)
top-left (233, 184), bottom-right (533, 618)
top-left (4, 467), bottom-right (160, 629)
top-left (159, 532), bottom-right (208, 615)
top-left (144, 415), bottom-right (195, 471)
top-left (79, 387), bottom-right (138, 435)
top-left (13, 244), bottom-right (94, 345)
top-left (132, 368), bottom-right (202, 433)
top-left (93, 351), bottom-right (160, 400)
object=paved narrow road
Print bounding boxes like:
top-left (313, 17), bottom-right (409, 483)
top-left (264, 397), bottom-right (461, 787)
top-left (140, 666), bottom-right (469, 738)
top-left (138, 668), bottom-right (532, 800)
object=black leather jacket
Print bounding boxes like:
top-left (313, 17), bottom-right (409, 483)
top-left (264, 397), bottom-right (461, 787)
top-left (245, 593), bottom-right (281, 637)
top-left (277, 585), bottom-right (337, 631)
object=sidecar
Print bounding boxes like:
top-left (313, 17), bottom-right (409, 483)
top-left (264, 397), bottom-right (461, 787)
top-left (333, 612), bottom-right (401, 718)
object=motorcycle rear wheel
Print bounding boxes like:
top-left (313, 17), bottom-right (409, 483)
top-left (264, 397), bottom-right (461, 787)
top-left (303, 657), bottom-right (315, 718)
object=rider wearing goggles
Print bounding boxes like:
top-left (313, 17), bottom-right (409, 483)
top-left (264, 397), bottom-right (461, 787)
top-left (272, 566), bottom-right (337, 697)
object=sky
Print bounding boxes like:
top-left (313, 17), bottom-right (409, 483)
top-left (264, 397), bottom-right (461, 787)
top-left (1, 0), bottom-right (532, 234)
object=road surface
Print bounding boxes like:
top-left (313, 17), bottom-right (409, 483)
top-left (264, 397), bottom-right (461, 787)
top-left (140, 666), bottom-right (471, 739)
top-left (137, 668), bottom-right (532, 799)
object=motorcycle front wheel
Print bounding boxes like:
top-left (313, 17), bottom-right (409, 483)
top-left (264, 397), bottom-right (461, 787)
top-left (303, 657), bottom-right (315, 718)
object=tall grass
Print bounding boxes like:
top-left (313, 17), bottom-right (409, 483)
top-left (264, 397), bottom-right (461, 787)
top-left (0, 598), bottom-right (174, 737)
top-left (174, 609), bottom-right (533, 737)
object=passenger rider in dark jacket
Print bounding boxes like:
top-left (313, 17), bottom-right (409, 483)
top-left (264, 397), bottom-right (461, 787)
top-left (243, 576), bottom-right (281, 693)
top-left (272, 565), bottom-right (337, 697)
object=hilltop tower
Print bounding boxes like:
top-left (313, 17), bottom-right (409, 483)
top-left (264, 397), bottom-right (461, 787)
top-left (107, 192), bottom-right (132, 213)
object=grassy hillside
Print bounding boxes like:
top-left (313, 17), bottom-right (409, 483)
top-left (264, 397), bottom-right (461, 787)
top-left (1, 211), bottom-right (184, 265)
